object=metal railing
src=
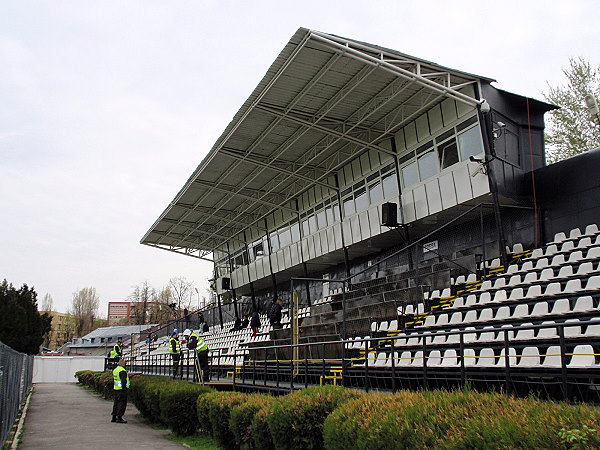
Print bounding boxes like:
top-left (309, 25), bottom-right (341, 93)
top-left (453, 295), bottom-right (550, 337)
top-left (121, 318), bottom-right (600, 403)
top-left (0, 341), bottom-right (34, 447)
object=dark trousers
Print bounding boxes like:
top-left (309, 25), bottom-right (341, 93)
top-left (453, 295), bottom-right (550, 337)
top-left (197, 350), bottom-right (210, 382)
top-left (172, 353), bottom-right (181, 378)
top-left (112, 389), bottom-right (127, 417)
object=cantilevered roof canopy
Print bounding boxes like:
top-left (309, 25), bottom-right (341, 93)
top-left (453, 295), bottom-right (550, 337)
top-left (141, 28), bottom-right (492, 261)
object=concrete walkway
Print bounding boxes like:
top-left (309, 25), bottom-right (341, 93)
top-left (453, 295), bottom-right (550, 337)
top-left (20, 383), bottom-right (185, 449)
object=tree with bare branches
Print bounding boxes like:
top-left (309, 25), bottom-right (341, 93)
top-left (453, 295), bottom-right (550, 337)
top-left (168, 276), bottom-right (195, 316)
top-left (129, 281), bottom-right (155, 325)
top-left (70, 287), bottom-right (100, 337)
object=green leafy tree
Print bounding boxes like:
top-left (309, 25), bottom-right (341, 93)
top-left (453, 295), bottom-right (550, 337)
top-left (543, 57), bottom-right (600, 163)
top-left (0, 279), bottom-right (52, 354)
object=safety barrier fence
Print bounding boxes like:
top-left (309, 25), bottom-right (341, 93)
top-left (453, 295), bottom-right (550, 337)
top-left (121, 319), bottom-right (600, 403)
top-left (0, 341), bottom-right (34, 447)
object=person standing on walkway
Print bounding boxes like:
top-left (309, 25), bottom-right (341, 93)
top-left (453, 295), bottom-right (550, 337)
top-left (111, 358), bottom-right (129, 423)
top-left (169, 329), bottom-right (182, 379)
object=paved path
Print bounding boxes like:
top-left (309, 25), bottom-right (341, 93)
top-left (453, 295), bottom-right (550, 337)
top-left (20, 383), bottom-right (185, 449)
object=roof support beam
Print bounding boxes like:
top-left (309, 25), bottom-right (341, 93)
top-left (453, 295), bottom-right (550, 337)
top-left (309, 31), bottom-right (481, 108)
top-left (220, 147), bottom-right (336, 191)
top-left (193, 180), bottom-right (298, 213)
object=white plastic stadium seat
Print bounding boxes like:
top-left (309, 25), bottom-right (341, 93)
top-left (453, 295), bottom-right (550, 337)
top-left (542, 346), bottom-right (563, 368)
top-left (537, 321), bottom-right (558, 339)
top-left (440, 349), bottom-right (459, 367)
top-left (426, 350), bottom-right (442, 367)
top-left (584, 224), bottom-right (599, 236)
top-left (497, 348), bottom-right (517, 367)
top-left (517, 347), bottom-right (541, 367)
top-left (477, 348), bottom-right (496, 367)
top-left (568, 345), bottom-right (597, 368)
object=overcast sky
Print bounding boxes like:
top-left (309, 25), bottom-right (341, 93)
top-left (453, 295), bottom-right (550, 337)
top-left (0, 1), bottom-right (597, 316)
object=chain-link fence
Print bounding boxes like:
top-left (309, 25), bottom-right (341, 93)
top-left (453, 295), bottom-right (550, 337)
top-left (0, 341), bottom-right (34, 446)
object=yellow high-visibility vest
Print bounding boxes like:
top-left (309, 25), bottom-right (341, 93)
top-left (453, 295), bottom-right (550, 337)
top-left (113, 366), bottom-right (130, 390)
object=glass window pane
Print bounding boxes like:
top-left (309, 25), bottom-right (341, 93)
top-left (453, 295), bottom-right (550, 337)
top-left (317, 210), bottom-right (327, 228)
top-left (343, 197), bottom-right (355, 216)
top-left (278, 228), bottom-right (290, 248)
top-left (458, 125), bottom-right (484, 161)
top-left (308, 215), bottom-right (317, 234)
top-left (333, 204), bottom-right (341, 222)
top-left (438, 138), bottom-right (459, 170)
top-left (369, 181), bottom-right (383, 204)
top-left (270, 232), bottom-right (279, 252)
top-left (418, 151), bottom-right (438, 180)
top-left (290, 222), bottom-right (300, 242)
top-left (401, 162), bottom-right (419, 188)
top-left (382, 173), bottom-right (399, 198)
top-left (355, 189), bottom-right (368, 212)
top-left (325, 207), bottom-right (334, 225)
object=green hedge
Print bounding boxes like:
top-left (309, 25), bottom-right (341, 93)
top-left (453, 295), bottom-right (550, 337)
top-left (207, 392), bottom-right (250, 450)
top-left (159, 382), bottom-right (214, 436)
top-left (323, 389), bottom-right (600, 450)
top-left (129, 375), bottom-right (170, 420)
top-left (267, 385), bottom-right (362, 450)
top-left (229, 394), bottom-right (276, 450)
top-left (76, 371), bottom-right (600, 450)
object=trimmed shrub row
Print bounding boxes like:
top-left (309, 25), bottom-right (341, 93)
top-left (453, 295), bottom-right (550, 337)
top-left (323, 389), bottom-right (600, 450)
top-left (76, 372), bottom-right (600, 449)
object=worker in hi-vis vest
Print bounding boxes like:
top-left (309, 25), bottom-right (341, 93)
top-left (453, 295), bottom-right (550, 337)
top-left (184, 328), bottom-right (210, 382)
top-left (109, 338), bottom-right (123, 359)
top-left (169, 329), bottom-right (182, 379)
top-left (111, 358), bottom-right (129, 423)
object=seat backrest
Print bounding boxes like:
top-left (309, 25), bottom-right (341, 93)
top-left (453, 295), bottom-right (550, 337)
top-left (576, 262), bottom-right (593, 276)
top-left (550, 254), bottom-right (565, 267)
top-left (452, 297), bottom-right (464, 308)
top-left (524, 285), bottom-right (542, 299)
top-left (493, 278), bottom-right (507, 289)
top-left (556, 265), bottom-right (573, 279)
top-left (410, 351), bottom-right (424, 367)
top-left (531, 301), bottom-right (549, 317)
top-left (514, 323), bottom-right (535, 340)
top-left (508, 288), bottom-right (524, 300)
top-left (450, 312), bottom-right (463, 324)
top-left (577, 237), bottom-right (592, 249)
top-left (584, 323), bottom-right (600, 337)
top-left (477, 348), bottom-right (496, 367)
top-left (426, 350), bottom-right (442, 367)
top-left (465, 294), bottom-right (478, 307)
top-left (564, 279), bottom-right (582, 294)
top-left (586, 246), bottom-right (600, 259)
top-left (560, 241), bottom-right (575, 253)
top-left (508, 275), bottom-right (521, 286)
top-left (523, 272), bottom-right (538, 284)
top-left (567, 251), bottom-right (583, 263)
top-left (495, 306), bottom-right (510, 321)
top-left (478, 308), bottom-right (493, 322)
top-left (493, 290), bottom-right (508, 303)
top-left (544, 282), bottom-right (562, 296)
top-left (378, 321), bottom-right (389, 332)
top-left (539, 268), bottom-right (555, 282)
top-left (463, 310), bottom-right (477, 323)
top-left (398, 351), bottom-right (412, 366)
top-left (478, 292), bottom-right (491, 305)
top-left (497, 347), bottom-right (517, 367)
top-left (564, 319), bottom-right (582, 337)
top-left (584, 224), bottom-right (599, 236)
top-left (463, 348), bottom-right (477, 367)
top-left (537, 321), bottom-right (558, 339)
top-left (436, 314), bottom-right (449, 327)
top-left (573, 296), bottom-right (594, 313)
top-left (388, 319), bottom-right (398, 331)
top-left (441, 349), bottom-right (458, 367)
top-left (569, 228), bottom-right (582, 240)
top-left (518, 346), bottom-right (541, 367)
top-left (512, 304), bottom-right (529, 319)
top-left (542, 345), bottom-right (562, 368)
top-left (585, 275), bottom-right (600, 291)
top-left (545, 244), bottom-right (558, 256)
top-left (552, 232), bottom-right (567, 243)
top-left (478, 327), bottom-right (496, 343)
top-left (568, 345), bottom-right (596, 368)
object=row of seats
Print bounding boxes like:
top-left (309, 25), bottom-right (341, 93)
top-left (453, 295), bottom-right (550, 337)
top-left (430, 296), bottom-right (598, 326)
top-left (359, 344), bottom-right (597, 369)
top-left (394, 319), bottom-right (600, 347)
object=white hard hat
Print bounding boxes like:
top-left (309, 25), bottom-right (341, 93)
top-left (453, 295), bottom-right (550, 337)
top-left (183, 329), bottom-right (192, 336)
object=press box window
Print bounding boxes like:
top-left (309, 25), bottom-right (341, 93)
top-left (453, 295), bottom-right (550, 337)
top-left (437, 138), bottom-right (459, 170)
top-left (418, 151), bottom-right (438, 180)
top-left (401, 161), bottom-right (419, 188)
top-left (382, 173), bottom-right (399, 198)
top-left (343, 197), bottom-right (355, 216)
top-left (458, 125), bottom-right (484, 161)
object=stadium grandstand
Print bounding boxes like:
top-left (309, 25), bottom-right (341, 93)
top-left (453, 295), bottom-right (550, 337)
top-left (131, 28), bottom-right (600, 402)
